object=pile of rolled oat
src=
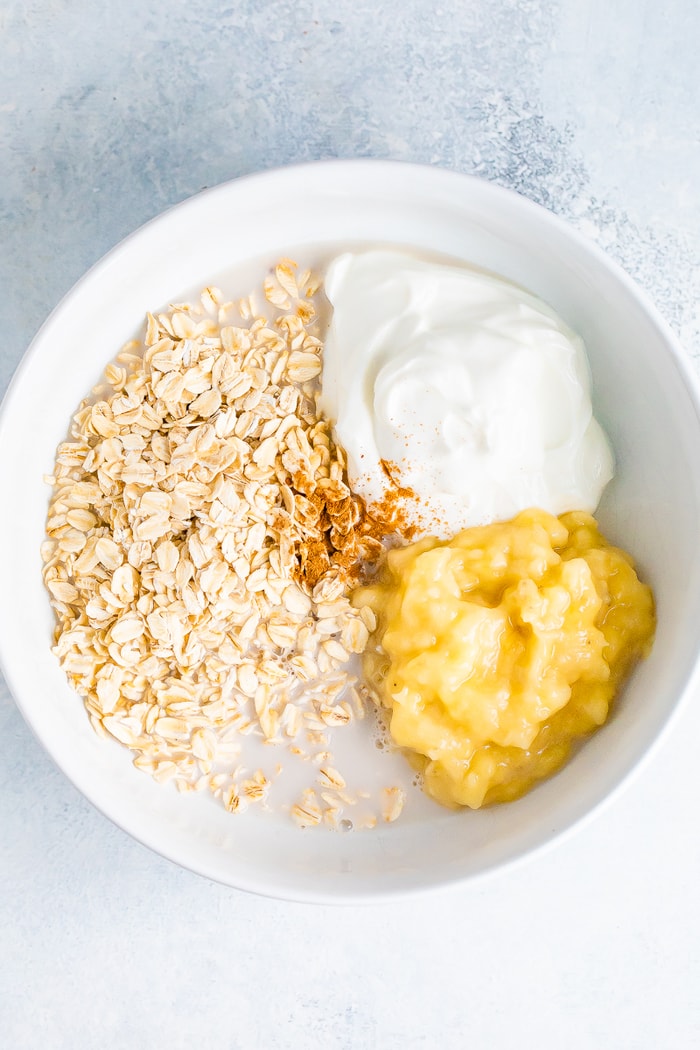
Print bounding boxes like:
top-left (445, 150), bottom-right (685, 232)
top-left (41, 262), bottom-right (404, 828)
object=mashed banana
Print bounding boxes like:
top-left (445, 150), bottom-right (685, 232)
top-left (354, 509), bottom-right (655, 809)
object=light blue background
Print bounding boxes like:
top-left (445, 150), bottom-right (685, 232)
top-left (2, 2), bottom-right (699, 1048)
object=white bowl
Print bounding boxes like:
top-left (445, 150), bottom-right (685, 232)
top-left (2, 160), bottom-right (700, 903)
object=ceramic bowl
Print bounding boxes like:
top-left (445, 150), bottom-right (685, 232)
top-left (2, 160), bottom-right (700, 902)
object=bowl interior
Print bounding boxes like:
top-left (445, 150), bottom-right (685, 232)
top-left (2, 161), bottom-right (699, 901)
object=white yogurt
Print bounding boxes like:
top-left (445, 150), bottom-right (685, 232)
top-left (319, 249), bottom-right (614, 536)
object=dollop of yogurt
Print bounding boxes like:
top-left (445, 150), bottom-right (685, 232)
top-left (319, 249), bottom-right (614, 537)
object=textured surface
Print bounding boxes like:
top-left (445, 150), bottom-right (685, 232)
top-left (2, 2), bottom-right (700, 1047)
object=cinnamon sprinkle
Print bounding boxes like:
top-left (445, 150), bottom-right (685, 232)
top-left (292, 452), bottom-right (420, 591)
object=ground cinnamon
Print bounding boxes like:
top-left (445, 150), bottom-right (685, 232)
top-left (292, 447), bottom-right (421, 591)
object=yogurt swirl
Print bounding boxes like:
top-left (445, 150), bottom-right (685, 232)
top-left (319, 249), bottom-right (614, 537)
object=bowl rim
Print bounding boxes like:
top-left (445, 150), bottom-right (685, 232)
top-left (3, 157), bottom-right (700, 903)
